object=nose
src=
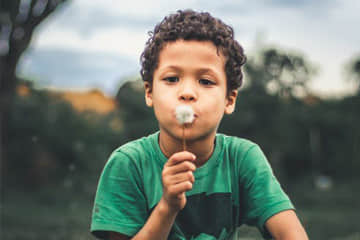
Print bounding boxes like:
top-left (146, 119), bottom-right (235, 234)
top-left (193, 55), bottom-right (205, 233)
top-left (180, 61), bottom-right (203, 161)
top-left (179, 80), bottom-right (197, 102)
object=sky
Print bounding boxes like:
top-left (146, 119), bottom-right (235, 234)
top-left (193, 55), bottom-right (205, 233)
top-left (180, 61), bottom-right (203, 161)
top-left (17, 0), bottom-right (360, 97)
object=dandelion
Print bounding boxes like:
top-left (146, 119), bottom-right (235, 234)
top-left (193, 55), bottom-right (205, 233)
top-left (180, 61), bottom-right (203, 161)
top-left (176, 105), bottom-right (194, 124)
top-left (175, 105), bottom-right (194, 151)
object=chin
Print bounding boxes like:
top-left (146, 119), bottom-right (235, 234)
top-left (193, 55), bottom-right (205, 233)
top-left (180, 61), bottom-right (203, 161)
top-left (184, 128), bottom-right (216, 143)
top-left (160, 122), bottom-right (217, 142)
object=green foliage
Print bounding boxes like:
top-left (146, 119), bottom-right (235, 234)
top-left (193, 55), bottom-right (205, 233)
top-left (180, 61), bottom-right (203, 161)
top-left (222, 47), bottom-right (358, 181)
top-left (4, 45), bottom-right (360, 240)
top-left (115, 79), bottom-right (158, 142)
top-left (244, 47), bottom-right (316, 99)
top-left (1, 0), bottom-right (69, 166)
top-left (345, 53), bottom-right (360, 93)
top-left (3, 178), bottom-right (360, 239)
top-left (115, 75), bottom-right (360, 181)
top-left (7, 46), bottom-right (360, 190)
top-left (111, 48), bottom-right (360, 182)
top-left (7, 80), bottom-right (122, 189)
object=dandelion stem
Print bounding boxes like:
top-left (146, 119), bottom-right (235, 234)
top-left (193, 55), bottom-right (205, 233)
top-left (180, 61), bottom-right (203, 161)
top-left (182, 125), bottom-right (186, 151)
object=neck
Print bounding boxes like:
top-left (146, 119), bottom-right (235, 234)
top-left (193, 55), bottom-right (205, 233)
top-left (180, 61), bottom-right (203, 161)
top-left (159, 130), bottom-right (215, 167)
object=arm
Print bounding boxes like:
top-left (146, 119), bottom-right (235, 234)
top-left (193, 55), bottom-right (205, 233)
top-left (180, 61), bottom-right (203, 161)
top-left (109, 198), bottom-right (178, 240)
top-left (238, 145), bottom-right (306, 239)
top-left (265, 210), bottom-right (308, 240)
top-left (109, 151), bottom-right (196, 240)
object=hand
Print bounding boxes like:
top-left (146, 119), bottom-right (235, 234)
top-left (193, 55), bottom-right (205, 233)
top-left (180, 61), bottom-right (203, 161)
top-left (161, 151), bottom-right (196, 213)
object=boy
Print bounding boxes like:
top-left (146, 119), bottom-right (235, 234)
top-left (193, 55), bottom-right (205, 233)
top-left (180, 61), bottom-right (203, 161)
top-left (91, 10), bottom-right (308, 240)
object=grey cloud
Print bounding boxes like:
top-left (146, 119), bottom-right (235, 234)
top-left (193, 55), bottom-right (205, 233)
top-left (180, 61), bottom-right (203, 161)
top-left (49, 3), bottom-right (159, 37)
top-left (196, 0), bottom-right (338, 19)
top-left (18, 48), bottom-right (139, 95)
top-left (261, 0), bottom-right (336, 9)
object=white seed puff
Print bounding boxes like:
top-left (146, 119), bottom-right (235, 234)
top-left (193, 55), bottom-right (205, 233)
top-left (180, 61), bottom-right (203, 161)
top-left (175, 105), bottom-right (194, 124)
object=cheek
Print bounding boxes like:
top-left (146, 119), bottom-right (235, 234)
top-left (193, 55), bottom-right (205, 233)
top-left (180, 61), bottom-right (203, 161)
top-left (152, 95), bottom-right (173, 121)
top-left (205, 92), bottom-right (227, 108)
top-left (153, 89), bottom-right (173, 108)
top-left (202, 98), bottom-right (226, 118)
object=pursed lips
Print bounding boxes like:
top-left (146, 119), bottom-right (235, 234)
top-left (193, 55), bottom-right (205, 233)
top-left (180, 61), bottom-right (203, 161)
top-left (172, 111), bottom-right (198, 122)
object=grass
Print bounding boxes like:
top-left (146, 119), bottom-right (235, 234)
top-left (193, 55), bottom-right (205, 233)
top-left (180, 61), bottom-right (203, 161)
top-left (2, 179), bottom-right (359, 240)
top-left (289, 178), bottom-right (360, 240)
top-left (2, 188), bottom-right (94, 240)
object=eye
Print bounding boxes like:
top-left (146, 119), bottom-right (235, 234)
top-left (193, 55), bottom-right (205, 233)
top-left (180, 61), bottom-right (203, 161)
top-left (163, 76), bottom-right (179, 83)
top-left (199, 79), bottom-right (215, 86)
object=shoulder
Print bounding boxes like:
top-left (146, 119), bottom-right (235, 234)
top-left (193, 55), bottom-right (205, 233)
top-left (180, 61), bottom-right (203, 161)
top-left (217, 133), bottom-right (269, 174)
top-left (217, 133), bottom-right (260, 159)
top-left (105, 132), bottom-right (159, 170)
top-left (115, 132), bottom-right (158, 156)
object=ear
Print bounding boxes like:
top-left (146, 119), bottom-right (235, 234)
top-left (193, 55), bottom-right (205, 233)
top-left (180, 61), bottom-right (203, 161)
top-left (144, 81), bottom-right (153, 107)
top-left (224, 90), bottom-right (238, 114)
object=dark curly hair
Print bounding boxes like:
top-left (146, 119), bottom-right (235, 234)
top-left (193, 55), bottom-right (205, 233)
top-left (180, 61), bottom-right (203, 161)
top-left (140, 9), bottom-right (247, 95)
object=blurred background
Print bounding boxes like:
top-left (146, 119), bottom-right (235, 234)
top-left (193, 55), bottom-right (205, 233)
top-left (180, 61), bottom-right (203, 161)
top-left (1, 0), bottom-right (359, 239)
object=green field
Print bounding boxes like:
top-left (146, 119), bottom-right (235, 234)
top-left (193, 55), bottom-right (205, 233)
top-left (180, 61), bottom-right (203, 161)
top-left (2, 179), bottom-right (359, 240)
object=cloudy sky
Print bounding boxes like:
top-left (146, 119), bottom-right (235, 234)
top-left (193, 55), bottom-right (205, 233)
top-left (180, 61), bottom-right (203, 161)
top-left (17, 0), bottom-right (360, 97)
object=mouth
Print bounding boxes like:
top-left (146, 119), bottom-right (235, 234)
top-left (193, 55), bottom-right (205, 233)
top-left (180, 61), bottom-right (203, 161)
top-left (186, 114), bottom-right (198, 126)
top-left (173, 113), bottom-right (198, 125)
top-left (174, 106), bottom-right (197, 121)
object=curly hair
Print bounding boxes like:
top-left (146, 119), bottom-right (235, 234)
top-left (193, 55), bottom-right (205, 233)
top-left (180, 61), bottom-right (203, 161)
top-left (140, 9), bottom-right (247, 94)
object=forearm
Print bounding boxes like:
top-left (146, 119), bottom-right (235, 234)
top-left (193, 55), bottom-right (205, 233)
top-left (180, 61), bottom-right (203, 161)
top-left (110, 152), bottom-right (196, 240)
top-left (131, 198), bottom-right (178, 240)
top-left (266, 210), bottom-right (308, 240)
top-left (273, 224), bottom-right (308, 240)
top-left (274, 231), bottom-right (308, 240)
top-left (131, 152), bottom-right (195, 240)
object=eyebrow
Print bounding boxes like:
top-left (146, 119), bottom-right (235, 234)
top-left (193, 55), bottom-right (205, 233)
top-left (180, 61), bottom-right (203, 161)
top-left (159, 65), bottom-right (181, 72)
top-left (197, 68), bottom-right (219, 76)
top-left (159, 65), bottom-right (221, 76)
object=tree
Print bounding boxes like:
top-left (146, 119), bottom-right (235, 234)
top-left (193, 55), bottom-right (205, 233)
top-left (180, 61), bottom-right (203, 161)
top-left (115, 78), bottom-right (158, 142)
top-left (245, 47), bottom-right (316, 99)
top-left (0, 0), bottom-right (68, 164)
top-left (346, 54), bottom-right (360, 94)
top-left (6, 80), bottom-right (123, 188)
top-left (227, 47), bottom-right (318, 180)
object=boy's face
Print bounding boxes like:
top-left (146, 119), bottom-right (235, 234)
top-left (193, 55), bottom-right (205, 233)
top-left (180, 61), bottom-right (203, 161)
top-left (145, 40), bottom-right (237, 143)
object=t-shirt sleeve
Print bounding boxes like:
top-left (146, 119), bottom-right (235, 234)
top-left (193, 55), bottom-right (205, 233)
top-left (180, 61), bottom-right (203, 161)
top-left (239, 145), bottom-right (294, 239)
top-left (91, 150), bottom-right (148, 239)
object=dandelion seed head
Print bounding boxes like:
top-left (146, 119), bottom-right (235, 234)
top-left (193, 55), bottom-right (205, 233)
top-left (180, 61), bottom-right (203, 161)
top-left (175, 105), bottom-right (194, 124)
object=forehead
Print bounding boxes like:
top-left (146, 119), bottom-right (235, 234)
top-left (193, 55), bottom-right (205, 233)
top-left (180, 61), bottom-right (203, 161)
top-left (156, 40), bottom-right (226, 72)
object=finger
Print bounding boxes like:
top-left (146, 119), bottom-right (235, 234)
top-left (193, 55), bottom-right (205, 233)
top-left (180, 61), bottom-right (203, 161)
top-left (163, 160), bottom-right (196, 176)
top-left (167, 181), bottom-right (193, 196)
top-left (166, 151), bottom-right (196, 167)
top-left (168, 171), bottom-right (195, 184)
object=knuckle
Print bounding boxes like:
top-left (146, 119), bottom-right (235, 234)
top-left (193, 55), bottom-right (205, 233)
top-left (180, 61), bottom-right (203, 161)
top-left (190, 174), bottom-right (195, 182)
top-left (184, 161), bottom-right (192, 169)
top-left (162, 178), bottom-right (169, 186)
top-left (162, 174), bottom-right (171, 184)
top-left (162, 168), bottom-right (169, 177)
top-left (186, 182), bottom-right (193, 190)
top-left (171, 152), bottom-right (181, 160)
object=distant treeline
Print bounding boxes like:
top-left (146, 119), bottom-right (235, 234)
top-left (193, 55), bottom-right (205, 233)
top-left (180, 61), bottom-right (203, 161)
top-left (5, 47), bottom-right (360, 191)
top-left (117, 47), bottom-right (360, 182)
top-left (117, 79), bottom-right (360, 183)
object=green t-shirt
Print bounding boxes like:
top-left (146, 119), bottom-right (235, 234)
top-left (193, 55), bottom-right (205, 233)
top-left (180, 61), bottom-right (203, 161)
top-left (91, 132), bottom-right (294, 239)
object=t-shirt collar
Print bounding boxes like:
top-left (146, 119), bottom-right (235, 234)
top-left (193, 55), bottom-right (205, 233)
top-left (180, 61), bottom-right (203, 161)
top-left (151, 131), bottom-right (223, 179)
